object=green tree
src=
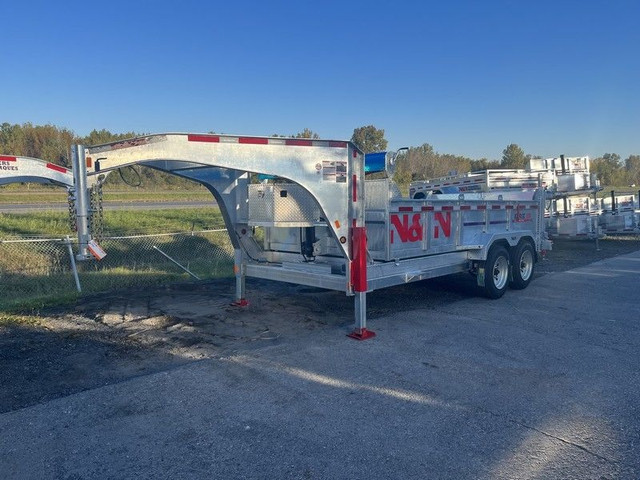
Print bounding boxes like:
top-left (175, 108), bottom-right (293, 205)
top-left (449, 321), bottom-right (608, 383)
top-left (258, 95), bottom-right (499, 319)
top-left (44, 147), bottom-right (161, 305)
top-left (591, 153), bottom-right (625, 186)
top-left (81, 129), bottom-right (139, 146)
top-left (470, 158), bottom-right (501, 171)
top-left (501, 144), bottom-right (527, 169)
top-left (351, 125), bottom-right (388, 153)
top-left (392, 150), bottom-right (413, 193)
top-left (295, 128), bottom-right (320, 139)
top-left (624, 154), bottom-right (640, 185)
top-left (0, 122), bottom-right (76, 165)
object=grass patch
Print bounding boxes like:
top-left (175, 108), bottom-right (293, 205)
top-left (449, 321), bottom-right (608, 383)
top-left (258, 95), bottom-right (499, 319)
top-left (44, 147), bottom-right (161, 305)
top-left (0, 190), bottom-right (214, 204)
top-left (0, 216), bottom-right (235, 312)
top-left (0, 312), bottom-right (44, 327)
top-left (0, 207), bottom-right (225, 237)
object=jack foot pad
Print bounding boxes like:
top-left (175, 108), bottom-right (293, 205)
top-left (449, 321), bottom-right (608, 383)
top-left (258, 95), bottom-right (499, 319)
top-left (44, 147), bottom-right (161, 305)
top-left (231, 299), bottom-right (249, 307)
top-left (347, 328), bottom-right (376, 340)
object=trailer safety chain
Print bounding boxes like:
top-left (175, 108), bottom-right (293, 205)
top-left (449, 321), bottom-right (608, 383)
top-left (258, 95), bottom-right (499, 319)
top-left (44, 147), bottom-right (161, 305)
top-left (67, 189), bottom-right (77, 232)
top-left (89, 183), bottom-right (104, 242)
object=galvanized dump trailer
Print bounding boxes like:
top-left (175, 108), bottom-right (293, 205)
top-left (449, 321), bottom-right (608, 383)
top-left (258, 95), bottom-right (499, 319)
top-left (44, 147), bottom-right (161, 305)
top-left (73, 133), bottom-right (549, 338)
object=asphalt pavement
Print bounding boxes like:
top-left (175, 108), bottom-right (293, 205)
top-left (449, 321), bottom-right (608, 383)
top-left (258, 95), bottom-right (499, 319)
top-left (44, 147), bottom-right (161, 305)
top-left (1, 251), bottom-right (639, 479)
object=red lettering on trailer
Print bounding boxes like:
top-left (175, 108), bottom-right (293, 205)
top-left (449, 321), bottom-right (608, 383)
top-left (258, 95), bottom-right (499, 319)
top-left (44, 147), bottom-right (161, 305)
top-left (434, 212), bottom-right (452, 238)
top-left (514, 205), bottom-right (532, 223)
top-left (390, 213), bottom-right (423, 243)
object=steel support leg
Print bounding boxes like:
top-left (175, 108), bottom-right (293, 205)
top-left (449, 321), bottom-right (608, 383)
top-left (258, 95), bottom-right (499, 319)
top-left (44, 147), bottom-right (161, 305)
top-left (231, 249), bottom-right (248, 307)
top-left (347, 291), bottom-right (375, 340)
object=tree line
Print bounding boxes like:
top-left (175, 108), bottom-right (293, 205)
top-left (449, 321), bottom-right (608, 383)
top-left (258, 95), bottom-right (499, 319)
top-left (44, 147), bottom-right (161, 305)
top-left (349, 126), bottom-right (639, 189)
top-left (1, 122), bottom-right (638, 190)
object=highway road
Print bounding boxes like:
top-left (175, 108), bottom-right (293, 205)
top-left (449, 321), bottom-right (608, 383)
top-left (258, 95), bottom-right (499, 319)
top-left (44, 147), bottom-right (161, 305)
top-left (0, 201), bottom-right (216, 213)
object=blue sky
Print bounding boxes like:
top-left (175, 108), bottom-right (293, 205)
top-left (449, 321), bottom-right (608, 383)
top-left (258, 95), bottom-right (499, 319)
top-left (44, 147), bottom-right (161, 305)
top-left (2, 0), bottom-right (639, 160)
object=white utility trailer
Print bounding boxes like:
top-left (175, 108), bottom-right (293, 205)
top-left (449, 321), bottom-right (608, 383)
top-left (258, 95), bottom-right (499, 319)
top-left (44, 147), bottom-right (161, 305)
top-left (409, 169), bottom-right (556, 197)
top-left (599, 192), bottom-right (640, 234)
top-left (409, 156), bottom-right (595, 199)
top-left (409, 155), bottom-right (604, 239)
top-left (69, 133), bottom-right (550, 339)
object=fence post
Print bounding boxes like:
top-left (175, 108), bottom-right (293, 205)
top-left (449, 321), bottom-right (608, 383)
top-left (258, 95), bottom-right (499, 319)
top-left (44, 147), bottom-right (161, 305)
top-left (65, 236), bottom-right (82, 292)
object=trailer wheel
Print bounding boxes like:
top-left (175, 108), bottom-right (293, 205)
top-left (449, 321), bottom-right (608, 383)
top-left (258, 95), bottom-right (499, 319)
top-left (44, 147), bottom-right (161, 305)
top-left (483, 245), bottom-right (510, 299)
top-left (510, 241), bottom-right (535, 290)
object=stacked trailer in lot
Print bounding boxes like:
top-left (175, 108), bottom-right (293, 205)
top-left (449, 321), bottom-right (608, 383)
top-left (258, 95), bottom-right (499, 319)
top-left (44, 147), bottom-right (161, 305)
top-left (548, 194), bottom-right (600, 237)
top-left (599, 191), bottom-right (640, 234)
top-left (409, 169), bottom-right (556, 197)
top-left (410, 155), bottom-right (603, 238)
top-left (73, 133), bottom-right (550, 338)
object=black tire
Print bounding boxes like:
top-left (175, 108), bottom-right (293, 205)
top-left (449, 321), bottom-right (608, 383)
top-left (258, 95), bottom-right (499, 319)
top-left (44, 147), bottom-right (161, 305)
top-left (510, 241), bottom-right (535, 290)
top-left (483, 245), bottom-right (510, 299)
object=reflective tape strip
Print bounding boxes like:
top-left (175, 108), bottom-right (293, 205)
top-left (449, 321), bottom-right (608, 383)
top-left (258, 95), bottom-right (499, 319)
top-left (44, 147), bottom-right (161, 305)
top-left (187, 134), bottom-right (348, 149)
top-left (239, 137), bottom-right (268, 145)
top-left (46, 163), bottom-right (67, 173)
top-left (285, 139), bottom-right (312, 147)
top-left (188, 134), bottom-right (219, 143)
top-left (0, 155), bottom-right (17, 161)
top-left (352, 175), bottom-right (357, 202)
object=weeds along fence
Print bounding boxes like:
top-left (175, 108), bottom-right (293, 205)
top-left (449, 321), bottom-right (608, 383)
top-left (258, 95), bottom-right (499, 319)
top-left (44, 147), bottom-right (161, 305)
top-left (0, 229), bottom-right (235, 310)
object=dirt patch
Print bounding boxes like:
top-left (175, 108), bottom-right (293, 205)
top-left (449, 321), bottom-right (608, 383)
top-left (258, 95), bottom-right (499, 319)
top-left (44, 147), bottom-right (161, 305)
top-left (2, 235), bottom-right (639, 413)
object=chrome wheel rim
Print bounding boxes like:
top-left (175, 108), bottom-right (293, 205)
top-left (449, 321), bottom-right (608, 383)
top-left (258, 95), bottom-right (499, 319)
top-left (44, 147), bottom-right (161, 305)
top-left (493, 255), bottom-right (509, 290)
top-left (519, 250), bottom-right (534, 281)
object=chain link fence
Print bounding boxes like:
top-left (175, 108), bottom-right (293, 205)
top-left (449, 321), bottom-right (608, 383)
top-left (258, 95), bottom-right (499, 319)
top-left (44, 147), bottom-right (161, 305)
top-left (0, 229), bottom-right (234, 310)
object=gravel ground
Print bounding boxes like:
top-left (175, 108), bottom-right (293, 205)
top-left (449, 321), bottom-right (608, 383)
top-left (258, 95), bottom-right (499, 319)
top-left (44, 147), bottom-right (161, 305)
top-left (1, 234), bottom-right (639, 416)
